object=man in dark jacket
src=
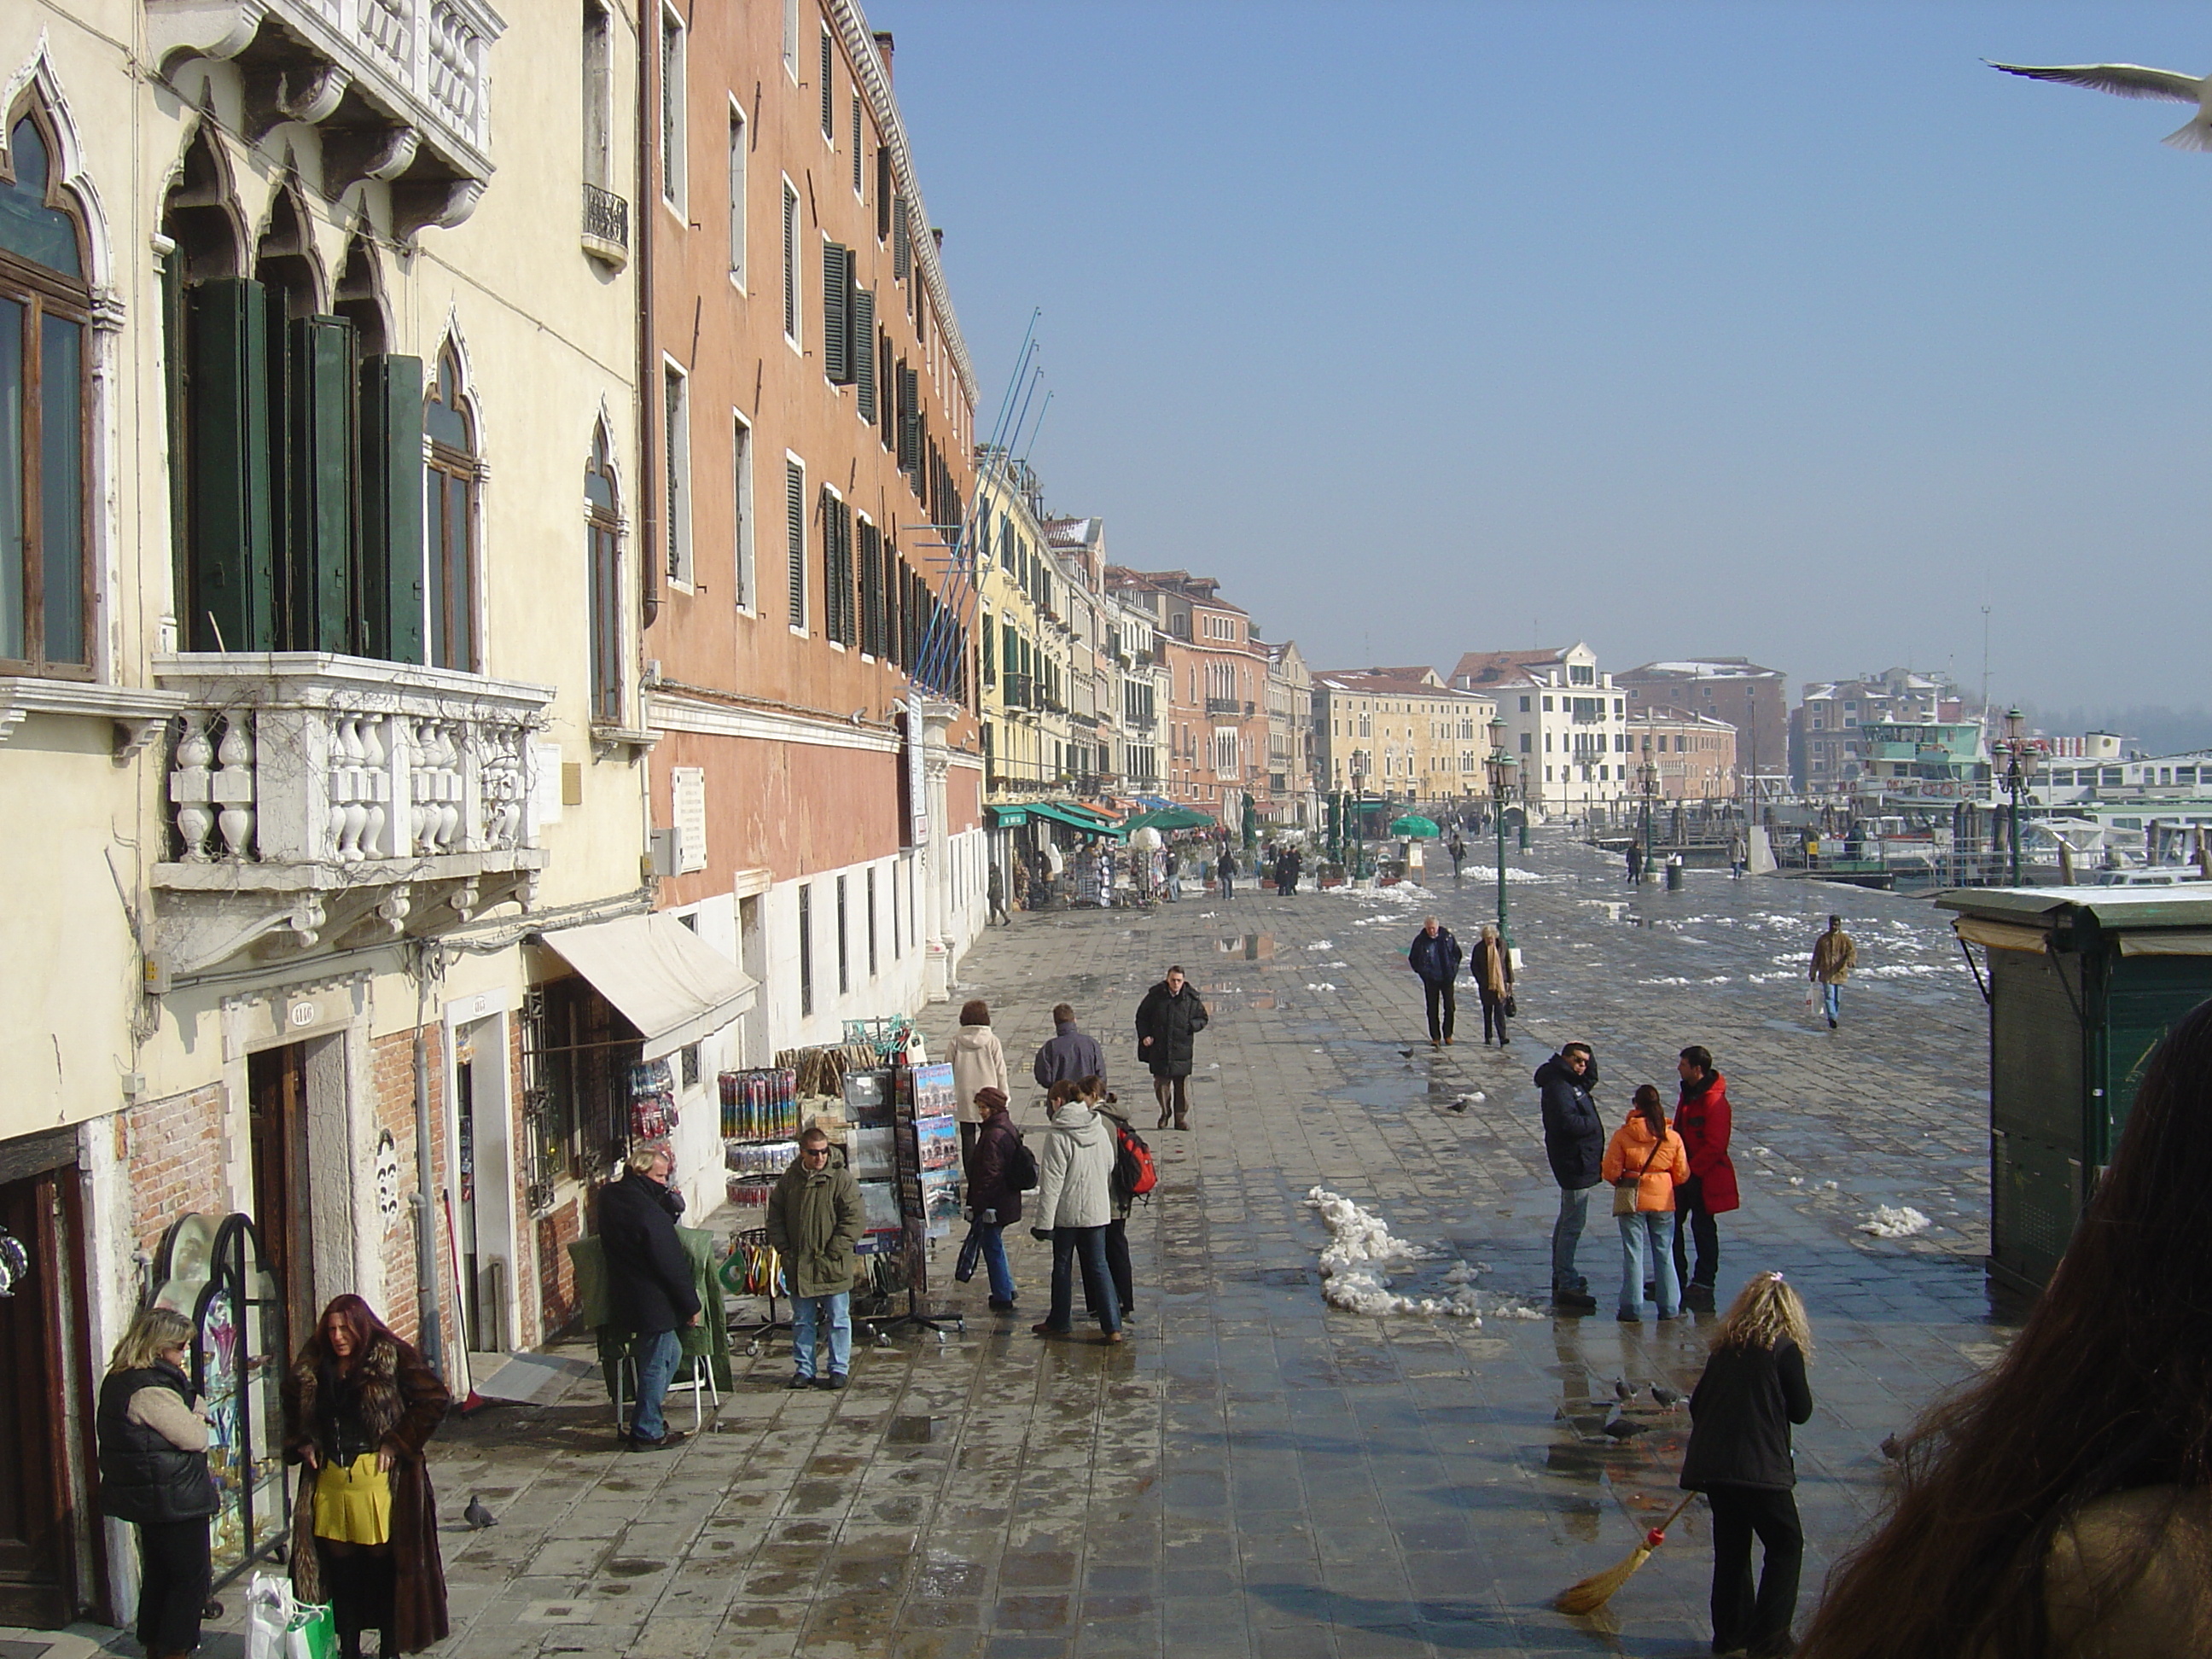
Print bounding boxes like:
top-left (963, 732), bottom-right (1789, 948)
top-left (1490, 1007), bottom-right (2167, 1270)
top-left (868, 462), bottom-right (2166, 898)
top-left (1033, 1003), bottom-right (1105, 1089)
top-left (1136, 967), bottom-right (1209, 1131)
top-left (1536, 1045), bottom-right (1604, 1312)
top-left (597, 1145), bottom-right (701, 1448)
top-left (1409, 917), bottom-right (1464, 1048)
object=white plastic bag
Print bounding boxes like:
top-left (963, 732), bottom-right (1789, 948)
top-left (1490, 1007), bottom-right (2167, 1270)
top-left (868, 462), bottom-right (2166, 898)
top-left (246, 1574), bottom-right (295, 1659)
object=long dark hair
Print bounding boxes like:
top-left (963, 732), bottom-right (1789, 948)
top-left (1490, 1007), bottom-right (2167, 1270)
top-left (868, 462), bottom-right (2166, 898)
top-left (301, 1293), bottom-right (397, 1376)
top-left (1800, 999), bottom-right (2212, 1658)
top-left (1631, 1083), bottom-right (1667, 1138)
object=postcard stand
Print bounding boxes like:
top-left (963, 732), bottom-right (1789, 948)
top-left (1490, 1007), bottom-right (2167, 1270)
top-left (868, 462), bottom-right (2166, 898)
top-left (851, 1060), bottom-right (965, 1338)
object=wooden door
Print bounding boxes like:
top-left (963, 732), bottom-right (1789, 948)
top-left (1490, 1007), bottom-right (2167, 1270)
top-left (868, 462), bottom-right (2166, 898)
top-left (0, 1167), bottom-right (87, 1627)
top-left (248, 1044), bottom-right (315, 1364)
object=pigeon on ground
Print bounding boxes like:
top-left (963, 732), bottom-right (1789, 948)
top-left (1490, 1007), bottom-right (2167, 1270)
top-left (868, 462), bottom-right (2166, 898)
top-left (1601, 1417), bottom-right (1647, 1441)
top-left (1988, 61), bottom-right (2212, 152)
top-left (1650, 1383), bottom-right (1686, 1409)
top-left (1613, 1377), bottom-right (1637, 1402)
top-left (463, 1494), bottom-right (497, 1530)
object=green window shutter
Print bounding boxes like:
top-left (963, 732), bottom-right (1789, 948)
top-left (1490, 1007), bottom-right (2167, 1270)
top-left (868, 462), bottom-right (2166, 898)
top-left (859, 518), bottom-right (882, 656)
top-left (185, 278), bottom-right (275, 651)
top-left (822, 242), bottom-right (852, 382)
top-left (876, 148), bottom-right (892, 240)
top-left (853, 288), bottom-right (876, 422)
top-left (819, 27), bottom-right (835, 136)
top-left (358, 353), bottom-right (425, 663)
top-left (877, 329), bottom-right (894, 449)
top-left (286, 316), bottom-right (355, 653)
top-left (784, 459), bottom-right (805, 626)
top-left (893, 194), bottom-right (910, 280)
top-left (896, 363), bottom-right (918, 472)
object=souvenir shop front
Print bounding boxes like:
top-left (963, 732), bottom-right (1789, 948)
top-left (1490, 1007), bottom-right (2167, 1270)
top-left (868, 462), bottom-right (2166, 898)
top-left (522, 916), bottom-right (758, 1334)
top-left (717, 1020), bottom-right (963, 1330)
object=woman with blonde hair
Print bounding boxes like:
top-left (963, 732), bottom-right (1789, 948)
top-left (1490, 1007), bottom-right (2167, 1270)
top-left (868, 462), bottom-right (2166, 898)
top-left (1679, 1272), bottom-right (1815, 1659)
top-left (97, 1307), bottom-right (218, 1658)
top-left (1600, 1083), bottom-right (1691, 1321)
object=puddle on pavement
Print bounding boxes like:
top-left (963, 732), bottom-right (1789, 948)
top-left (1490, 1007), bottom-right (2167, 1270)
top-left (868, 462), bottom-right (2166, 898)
top-left (1214, 933), bottom-right (1276, 959)
top-left (887, 1414), bottom-right (938, 1444)
top-left (602, 1559), bottom-right (660, 1578)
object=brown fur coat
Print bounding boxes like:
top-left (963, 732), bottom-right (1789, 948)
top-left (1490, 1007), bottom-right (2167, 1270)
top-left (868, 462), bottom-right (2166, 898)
top-left (281, 1332), bottom-right (451, 1654)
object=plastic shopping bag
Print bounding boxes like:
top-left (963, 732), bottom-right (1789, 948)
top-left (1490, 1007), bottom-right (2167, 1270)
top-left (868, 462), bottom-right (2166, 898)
top-left (246, 1575), bottom-right (295, 1659)
top-left (287, 1602), bottom-right (338, 1659)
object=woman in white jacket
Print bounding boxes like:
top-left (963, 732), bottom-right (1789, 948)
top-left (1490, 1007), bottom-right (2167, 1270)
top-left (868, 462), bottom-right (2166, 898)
top-left (949, 1000), bottom-right (1010, 1166)
top-left (1029, 1081), bottom-right (1124, 1343)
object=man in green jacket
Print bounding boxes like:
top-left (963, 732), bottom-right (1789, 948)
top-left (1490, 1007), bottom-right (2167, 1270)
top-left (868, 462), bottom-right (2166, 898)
top-left (765, 1126), bottom-right (864, 1389)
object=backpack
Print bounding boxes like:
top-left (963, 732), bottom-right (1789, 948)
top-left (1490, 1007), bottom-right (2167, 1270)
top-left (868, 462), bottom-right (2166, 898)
top-left (1004, 1131), bottom-right (1039, 1193)
top-left (1109, 1117), bottom-right (1157, 1203)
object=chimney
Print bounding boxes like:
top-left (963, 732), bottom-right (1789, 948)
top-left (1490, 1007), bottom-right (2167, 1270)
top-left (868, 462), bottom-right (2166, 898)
top-left (931, 226), bottom-right (944, 251)
top-left (873, 30), bottom-right (894, 84)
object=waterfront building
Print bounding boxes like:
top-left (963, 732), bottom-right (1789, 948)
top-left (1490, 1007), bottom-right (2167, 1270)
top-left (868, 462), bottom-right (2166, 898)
top-left (1450, 643), bottom-right (1631, 815)
top-left (1616, 658), bottom-right (1785, 801)
top-left (1313, 669), bottom-right (1498, 806)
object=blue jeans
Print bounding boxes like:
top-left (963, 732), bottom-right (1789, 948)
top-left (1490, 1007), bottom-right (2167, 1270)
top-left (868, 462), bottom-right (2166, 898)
top-left (629, 1327), bottom-right (683, 1441)
top-left (1619, 1211), bottom-right (1680, 1318)
top-left (1047, 1225), bottom-right (1120, 1333)
top-left (1552, 1185), bottom-right (1592, 1294)
top-left (1821, 982), bottom-right (1842, 1023)
top-left (978, 1223), bottom-right (1014, 1304)
top-left (792, 1291), bottom-right (853, 1379)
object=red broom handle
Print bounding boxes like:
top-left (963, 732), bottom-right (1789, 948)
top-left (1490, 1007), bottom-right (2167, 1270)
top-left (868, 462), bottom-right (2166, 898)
top-left (1644, 1491), bottom-right (1699, 1548)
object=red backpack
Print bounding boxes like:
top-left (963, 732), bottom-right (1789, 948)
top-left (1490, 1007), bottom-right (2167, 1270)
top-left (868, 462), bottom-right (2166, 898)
top-left (1110, 1116), bottom-right (1157, 1203)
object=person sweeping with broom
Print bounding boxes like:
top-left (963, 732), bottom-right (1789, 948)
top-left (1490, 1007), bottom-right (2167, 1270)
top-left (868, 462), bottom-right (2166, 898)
top-left (1679, 1271), bottom-right (1814, 1659)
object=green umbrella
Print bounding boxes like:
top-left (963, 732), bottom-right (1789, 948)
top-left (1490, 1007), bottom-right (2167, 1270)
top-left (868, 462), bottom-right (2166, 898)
top-left (1389, 814), bottom-right (1442, 838)
top-left (1123, 806), bottom-right (1214, 833)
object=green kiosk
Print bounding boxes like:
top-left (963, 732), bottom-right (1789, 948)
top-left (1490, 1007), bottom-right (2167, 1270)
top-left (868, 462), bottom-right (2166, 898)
top-left (1941, 886), bottom-right (2212, 1295)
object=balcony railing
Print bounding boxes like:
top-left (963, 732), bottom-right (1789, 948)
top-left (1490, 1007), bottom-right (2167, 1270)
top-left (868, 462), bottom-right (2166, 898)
top-left (1204, 697), bottom-right (1254, 718)
top-left (582, 182), bottom-right (629, 265)
top-left (147, 0), bottom-right (504, 238)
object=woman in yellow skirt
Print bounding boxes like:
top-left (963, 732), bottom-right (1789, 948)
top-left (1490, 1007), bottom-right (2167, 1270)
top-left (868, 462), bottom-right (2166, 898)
top-left (281, 1295), bottom-right (450, 1658)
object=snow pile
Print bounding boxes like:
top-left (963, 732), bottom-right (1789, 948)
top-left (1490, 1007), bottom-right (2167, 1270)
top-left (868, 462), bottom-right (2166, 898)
top-left (1306, 982), bottom-right (1339, 992)
top-left (1306, 940), bottom-right (1336, 951)
top-left (1858, 1205), bottom-right (1932, 1239)
top-left (1303, 1188), bottom-right (1542, 1321)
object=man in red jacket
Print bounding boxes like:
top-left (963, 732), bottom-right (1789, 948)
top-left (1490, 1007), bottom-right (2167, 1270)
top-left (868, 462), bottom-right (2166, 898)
top-left (1671, 1045), bottom-right (1739, 1308)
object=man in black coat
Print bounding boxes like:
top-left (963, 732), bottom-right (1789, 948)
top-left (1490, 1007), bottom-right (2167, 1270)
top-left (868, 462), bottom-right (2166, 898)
top-left (1033, 1002), bottom-right (1105, 1089)
top-left (1135, 967), bottom-right (1209, 1132)
top-left (1408, 917), bottom-right (1464, 1049)
top-left (1535, 1045), bottom-right (1604, 1312)
top-left (597, 1145), bottom-right (701, 1449)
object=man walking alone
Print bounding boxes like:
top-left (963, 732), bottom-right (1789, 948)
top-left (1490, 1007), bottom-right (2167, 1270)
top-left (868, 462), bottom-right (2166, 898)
top-left (1808, 915), bottom-right (1856, 1029)
top-left (1409, 917), bottom-right (1464, 1049)
top-left (1536, 1044), bottom-right (1604, 1313)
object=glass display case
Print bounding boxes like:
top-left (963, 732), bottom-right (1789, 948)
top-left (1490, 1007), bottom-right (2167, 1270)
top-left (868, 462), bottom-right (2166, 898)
top-left (152, 1213), bottom-right (288, 1584)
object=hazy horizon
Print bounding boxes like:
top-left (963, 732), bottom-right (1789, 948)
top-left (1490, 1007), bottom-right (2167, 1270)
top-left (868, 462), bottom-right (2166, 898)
top-left (869, 1), bottom-right (2211, 711)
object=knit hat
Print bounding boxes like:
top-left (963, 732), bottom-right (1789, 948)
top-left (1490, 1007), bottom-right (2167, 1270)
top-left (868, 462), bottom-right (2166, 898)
top-left (974, 1087), bottom-right (1009, 1111)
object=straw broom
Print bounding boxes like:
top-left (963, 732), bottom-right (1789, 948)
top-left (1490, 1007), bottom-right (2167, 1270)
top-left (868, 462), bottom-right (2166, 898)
top-left (1554, 1491), bottom-right (1700, 1615)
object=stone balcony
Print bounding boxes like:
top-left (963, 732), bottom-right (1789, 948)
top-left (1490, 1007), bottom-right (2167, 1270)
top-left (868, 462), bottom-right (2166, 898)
top-left (149, 652), bottom-right (552, 976)
top-left (146, 0), bottom-right (506, 238)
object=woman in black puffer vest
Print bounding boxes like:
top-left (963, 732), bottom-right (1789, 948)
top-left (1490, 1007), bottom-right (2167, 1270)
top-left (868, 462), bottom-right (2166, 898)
top-left (97, 1307), bottom-right (218, 1659)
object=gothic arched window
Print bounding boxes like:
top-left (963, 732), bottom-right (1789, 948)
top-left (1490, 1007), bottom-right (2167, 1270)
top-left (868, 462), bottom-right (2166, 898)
top-left (0, 106), bottom-right (93, 674)
top-left (424, 345), bottom-right (479, 672)
top-left (585, 424), bottom-right (621, 722)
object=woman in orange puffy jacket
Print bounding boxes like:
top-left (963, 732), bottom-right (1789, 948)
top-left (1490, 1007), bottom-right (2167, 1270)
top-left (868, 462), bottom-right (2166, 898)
top-left (1602, 1084), bottom-right (1692, 1322)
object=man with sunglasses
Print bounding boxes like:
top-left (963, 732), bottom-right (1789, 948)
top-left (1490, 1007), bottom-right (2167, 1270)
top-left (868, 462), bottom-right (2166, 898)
top-left (766, 1127), bottom-right (864, 1390)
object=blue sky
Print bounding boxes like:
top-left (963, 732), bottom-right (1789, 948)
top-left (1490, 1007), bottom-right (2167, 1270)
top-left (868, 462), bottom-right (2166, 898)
top-left (867, 2), bottom-right (2212, 713)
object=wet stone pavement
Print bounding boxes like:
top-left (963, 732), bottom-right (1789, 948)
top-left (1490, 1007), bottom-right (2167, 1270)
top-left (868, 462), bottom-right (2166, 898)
top-left (217, 834), bottom-right (2014, 1658)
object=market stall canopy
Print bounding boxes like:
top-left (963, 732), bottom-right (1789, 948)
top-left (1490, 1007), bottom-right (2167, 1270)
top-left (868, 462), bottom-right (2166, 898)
top-left (985, 801), bottom-right (1126, 838)
top-left (537, 914), bottom-right (758, 1061)
top-left (1123, 806), bottom-right (1215, 833)
top-left (1389, 815), bottom-right (1442, 838)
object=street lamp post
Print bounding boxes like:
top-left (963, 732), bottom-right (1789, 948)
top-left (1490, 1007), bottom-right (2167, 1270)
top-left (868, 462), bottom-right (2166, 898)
top-left (1487, 716), bottom-right (1516, 948)
top-left (1999, 707), bottom-right (2038, 886)
top-left (1639, 756), bottom-right (1661, 883)
top-left (1349, 755), bottom-right (1368, 880)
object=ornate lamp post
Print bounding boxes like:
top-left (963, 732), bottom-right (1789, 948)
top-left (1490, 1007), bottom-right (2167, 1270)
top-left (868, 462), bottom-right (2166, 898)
top-left (1487, 716), bottom-right (1517, 947)
top-left (1998, 707), bottom-right (2039, 886)
top-left (1639, 755), bottom-right (1662, 883)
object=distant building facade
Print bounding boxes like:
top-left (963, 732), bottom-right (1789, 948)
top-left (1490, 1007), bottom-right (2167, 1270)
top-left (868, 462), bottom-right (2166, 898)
top-left (1452, 643), bottom-right (1630, 814)
top-left (1791, 670), bottom-right (1964, 793)
top-left (1626, 708), bottom-right (1739, 800)
top-left (1313, 669), bottom-right (1498, 804)
top-left (1109, 568), bottom-right (1272, 822)
top-left (1616, 659), bottom-right (1785, 800)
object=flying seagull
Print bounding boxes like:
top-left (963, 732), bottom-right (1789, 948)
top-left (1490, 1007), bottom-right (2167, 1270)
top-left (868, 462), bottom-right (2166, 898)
top-left (1988, 61), bottom-right (2212, 152)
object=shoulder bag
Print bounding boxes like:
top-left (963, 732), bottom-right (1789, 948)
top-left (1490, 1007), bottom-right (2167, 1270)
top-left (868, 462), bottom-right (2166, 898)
top-left (1612, 1138), bottom-right (1661, 1217)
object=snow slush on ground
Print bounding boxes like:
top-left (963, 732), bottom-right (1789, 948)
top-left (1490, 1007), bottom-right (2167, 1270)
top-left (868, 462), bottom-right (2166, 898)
top-left (1304, 1186), bottom-right (1545, 1322)
top-left (1858, 1205), bottom-right (1932, 1239)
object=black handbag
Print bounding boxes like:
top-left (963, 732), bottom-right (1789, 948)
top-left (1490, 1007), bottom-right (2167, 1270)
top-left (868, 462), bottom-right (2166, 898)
top-left (954, 1225), bottom-right (983, 1283)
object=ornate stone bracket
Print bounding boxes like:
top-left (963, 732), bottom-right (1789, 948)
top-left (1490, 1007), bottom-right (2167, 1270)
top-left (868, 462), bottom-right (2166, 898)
top-left (0, 678), bottom-right (187, 760)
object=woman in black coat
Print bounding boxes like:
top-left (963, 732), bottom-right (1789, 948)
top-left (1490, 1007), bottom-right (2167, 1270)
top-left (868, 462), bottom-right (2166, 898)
top-left (964, 1087), bottom-right (1023, 1313)
top-left (1679, 1271), bottom-right (1816, 1659)
top-left (1134, 965), bottom-right (1209, 1132)
top-left (97, 1307), bottom-right (218, 1659)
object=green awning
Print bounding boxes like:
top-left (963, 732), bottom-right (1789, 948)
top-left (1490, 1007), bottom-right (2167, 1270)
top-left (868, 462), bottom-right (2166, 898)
top-left (1033, 802), bottom-right (1126, 838)
top-left (1122, 806), bottom-right (1215, 834)
top-left (988, 805), bottom-right (1033, 828)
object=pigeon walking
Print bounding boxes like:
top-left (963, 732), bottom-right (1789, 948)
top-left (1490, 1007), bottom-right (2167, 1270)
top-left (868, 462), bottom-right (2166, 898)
top-left (1650, 1382), bottom-right (1686, 1409)
top-left (1612, 1377), bottom-right (1637, 1402)
top-left (1988, 61), bottom-right (2212, 152)
top-left (1601, 1417), bottom-right (1648, 1441)
top-left (463, 1494), bottom-right (497, 1530)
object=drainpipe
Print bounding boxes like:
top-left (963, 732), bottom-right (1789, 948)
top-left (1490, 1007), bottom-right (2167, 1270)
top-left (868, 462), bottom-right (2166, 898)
top-left (411, 943), bottom-right (445, 1377)
top-left (637, 10), bottom-right (659, 632)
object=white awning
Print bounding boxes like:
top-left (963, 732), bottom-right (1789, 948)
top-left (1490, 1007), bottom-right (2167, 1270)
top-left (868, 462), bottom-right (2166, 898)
top-left (538, 914), bottom-right (757, 1060)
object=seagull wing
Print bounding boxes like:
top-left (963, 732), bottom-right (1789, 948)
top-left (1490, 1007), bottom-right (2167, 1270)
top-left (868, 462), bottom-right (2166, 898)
top-left (1987, 61), bottom-right (2207, 105)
